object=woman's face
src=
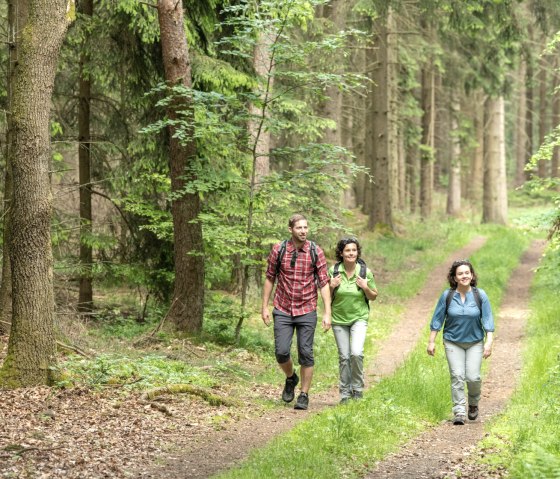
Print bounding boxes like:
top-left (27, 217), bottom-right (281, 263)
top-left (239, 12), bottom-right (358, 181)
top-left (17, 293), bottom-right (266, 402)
top-left (342, 243), bottom-right (358, 263)
top-left (455, 264), bottom-right (472, 287)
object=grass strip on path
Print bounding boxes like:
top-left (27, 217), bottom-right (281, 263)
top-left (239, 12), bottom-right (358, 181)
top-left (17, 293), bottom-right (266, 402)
top-left (477, 246), bottom-right (560, 478)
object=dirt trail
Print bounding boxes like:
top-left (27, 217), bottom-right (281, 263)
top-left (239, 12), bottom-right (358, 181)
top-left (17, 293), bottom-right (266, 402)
top-left (141, 236), bottom-right (491, 479)
top-left (365, 239), bottom-right (546, 479)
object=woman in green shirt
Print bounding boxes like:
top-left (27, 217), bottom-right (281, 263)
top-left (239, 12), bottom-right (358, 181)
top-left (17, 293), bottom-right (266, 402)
top-left (329, 238), bottom-right (378, 404)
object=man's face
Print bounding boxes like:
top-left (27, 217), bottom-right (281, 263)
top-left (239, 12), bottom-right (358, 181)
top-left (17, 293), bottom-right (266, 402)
top-left (289, 219), bottom-right (308, 243)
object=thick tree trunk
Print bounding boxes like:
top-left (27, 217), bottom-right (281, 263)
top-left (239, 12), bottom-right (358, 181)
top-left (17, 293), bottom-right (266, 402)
top-left (420, 65), bottom-right (435, 218)
top-left (351, 33), bottom-right (367, 209)
top-left (157, 0), bottom-right (204, 333)
top-left (482, 96), bottom-right (508, 224)
top-left (0, 0), bottom-right (71, 388)
top-left (78, 0), bottom-right (93, 314)
top-left (446, 89), bottom-right (461, 216)
top-left (515, 57), bottom-right (528, 186)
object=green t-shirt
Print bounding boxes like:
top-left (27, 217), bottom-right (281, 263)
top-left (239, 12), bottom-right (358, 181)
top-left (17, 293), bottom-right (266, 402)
top-left (328, 264), bottom-right (377, 325)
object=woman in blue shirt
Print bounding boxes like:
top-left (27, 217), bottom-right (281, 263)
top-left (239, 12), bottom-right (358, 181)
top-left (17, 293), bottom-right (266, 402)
top-left (427, 260), bottom-right (494, 425)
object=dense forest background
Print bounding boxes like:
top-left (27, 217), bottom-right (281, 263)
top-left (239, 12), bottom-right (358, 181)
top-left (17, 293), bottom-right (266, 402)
top-left (0, 0), bottom-right (558, 388)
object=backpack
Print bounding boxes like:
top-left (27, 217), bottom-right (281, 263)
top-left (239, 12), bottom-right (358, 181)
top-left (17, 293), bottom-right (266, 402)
top-left (275, 240), bottom-right (319, 285)
top-left (445, 287), bottom-right (482, 317)
top-left (331, 258), bottom-right (370, 309)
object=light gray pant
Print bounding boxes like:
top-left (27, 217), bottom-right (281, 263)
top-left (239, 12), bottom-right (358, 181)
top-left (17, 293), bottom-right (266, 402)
top-left (332, 320), bottom-right (368, 399)
top-left (443, 339), bottom-right (484, 416)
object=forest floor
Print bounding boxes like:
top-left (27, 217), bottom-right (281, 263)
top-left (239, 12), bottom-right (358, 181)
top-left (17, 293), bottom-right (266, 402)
top-left (0, 237), bottom-right (545, 479)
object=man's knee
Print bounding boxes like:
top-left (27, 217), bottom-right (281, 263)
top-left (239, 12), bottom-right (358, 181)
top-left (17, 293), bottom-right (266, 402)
top-left (298, 352), bottom-right (314, 367)
top-left (276, 352), bottom-right (291, 364)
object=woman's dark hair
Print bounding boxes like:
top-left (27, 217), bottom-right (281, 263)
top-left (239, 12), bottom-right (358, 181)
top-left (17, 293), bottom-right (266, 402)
top-left (447, 259), bottom-right (477, 289)
top-left (335, 237), bottom-right (361, 262)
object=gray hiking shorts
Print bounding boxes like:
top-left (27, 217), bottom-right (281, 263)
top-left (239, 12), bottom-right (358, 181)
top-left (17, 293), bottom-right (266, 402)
top-left (272, 308), bottom-right (317, 367)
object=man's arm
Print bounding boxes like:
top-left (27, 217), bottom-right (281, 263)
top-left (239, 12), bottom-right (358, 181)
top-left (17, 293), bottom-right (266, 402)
top-left (319, 282), bottom-right (331, 331)
top-left (261, 277), bottom-right (275, 326)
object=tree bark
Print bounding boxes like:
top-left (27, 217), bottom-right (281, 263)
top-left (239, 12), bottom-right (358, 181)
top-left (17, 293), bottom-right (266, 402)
top-left (368, 10), bottom-right (397, 230)
top-left (78, 0), bottom-right (93, 314)
top-left (0, 0), bottom-right (26, 334)
top-left (482, 96), bottom-right (508, 225)
top-left (157, 0), bottom-right (204, 333)
top-left (446, 88), bottom-right (461, 216)
top-left (420, 65), bottom-right (435, 218)
top-left (515, 57), bottom-right (528, 186)
top-left (552, 59), bottom-right (560, 181)
top-left (0, 0), bottom-right (72, 388)
top-left (537, 51), bottom-right (549, 178)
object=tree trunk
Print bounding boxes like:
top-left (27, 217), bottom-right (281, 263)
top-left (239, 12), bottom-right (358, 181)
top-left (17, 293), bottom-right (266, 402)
top-left (157, 0), bottom-right (204, 334)
top-left (525, 48), bottom-right (534, 179)
top-left (420, 65), bottom-right (435, 218)
top-left (515, 57), bottom-right (527, 186)
top-left (537, 51), bottom-right (549, 178)
top-left (0, 0), bottom-right (71, 388)
top-left (78, 0), bottom-right (93, 314)
top-left (482, 96), bottom-right (508, 224)
top-left (0, 0), bottom-right (27, 334)
top-left (248, 32), bottom-right (274, 184)
top-left (552, 59), bottom-right (559, 181)
top-left (446, 89), bottom-right (461, 216)
top-left (351, 33), bottom-right (367, 209)
top-left (369, 10), bottom-right (397, 230)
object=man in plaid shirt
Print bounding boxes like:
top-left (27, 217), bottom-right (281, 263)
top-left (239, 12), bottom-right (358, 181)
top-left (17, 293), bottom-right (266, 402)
top-left (262, 214), bottom-right (331, 410)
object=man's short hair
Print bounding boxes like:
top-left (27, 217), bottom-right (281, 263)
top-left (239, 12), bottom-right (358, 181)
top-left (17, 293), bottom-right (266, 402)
top-left (288, 213), bottom-right (307, 228)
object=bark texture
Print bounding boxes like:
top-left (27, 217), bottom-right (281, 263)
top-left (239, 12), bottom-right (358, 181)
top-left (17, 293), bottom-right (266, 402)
top-left (0, 0), bottom-right (72, 387)
top-left (515, 58), bottom-right (528, 186)
top-left (482, 96), bottom-right (508, 224)
top-left (446, 89), bottom-right (461, 216)
top-left (420, 65), bottom-right (435, 218)
top-left (368, 10), bottom-right (397, 230)
top-left (157, 0), bottom-right (204, 333)
top-left (78, 0), bottom-right (93, 313)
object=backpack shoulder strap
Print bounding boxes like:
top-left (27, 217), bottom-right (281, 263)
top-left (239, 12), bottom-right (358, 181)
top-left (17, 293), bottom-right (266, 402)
top-left (331, 261), bottom-right (342, 304)
top-left (357, 258), bottom-right (367, 278)
top-left (472, 286), bottom-right (482, 315)
top-left (445, 288), bottom-right (455, 315)
top-left (275, 240), bottom-right (288, 277)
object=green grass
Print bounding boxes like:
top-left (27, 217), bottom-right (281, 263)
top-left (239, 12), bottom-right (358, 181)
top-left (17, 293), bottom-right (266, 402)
top-left (477, 247), bottom-right (560, 478)
top-left (213, 227), bottom-right (531, 478)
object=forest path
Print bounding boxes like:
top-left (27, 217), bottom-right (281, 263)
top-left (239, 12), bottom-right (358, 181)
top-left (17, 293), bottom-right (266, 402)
top-left (142, 236), bottom-right (495, 479)
top-left (365, 239), bottom-right (546, 479)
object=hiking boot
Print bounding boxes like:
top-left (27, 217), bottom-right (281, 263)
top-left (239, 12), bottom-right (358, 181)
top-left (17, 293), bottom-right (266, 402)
top-left (453, 414), bottom-right (466, 425)
top-left (294, 392), bottom-right (309, 410)
top-left (468, 405), bottom-right (479, 420)
top-left (281, 372), bottom-right (299, 403)
top-left (352, 391), bottom-right (363, 400)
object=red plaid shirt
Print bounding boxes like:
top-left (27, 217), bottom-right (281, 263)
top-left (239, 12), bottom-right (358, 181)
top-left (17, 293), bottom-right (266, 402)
top-left (265, 240), bottom-right (329, 316)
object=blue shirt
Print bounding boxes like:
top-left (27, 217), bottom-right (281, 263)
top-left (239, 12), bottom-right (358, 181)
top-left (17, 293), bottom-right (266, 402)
top-left (430, 288), bottom-right (494, 343)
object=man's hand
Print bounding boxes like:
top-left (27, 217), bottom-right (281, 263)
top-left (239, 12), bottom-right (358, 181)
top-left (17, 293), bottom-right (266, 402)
top-left (322, 313), bottom-right (331, 332)
top-left (262, 308), bottom-right (271, 326)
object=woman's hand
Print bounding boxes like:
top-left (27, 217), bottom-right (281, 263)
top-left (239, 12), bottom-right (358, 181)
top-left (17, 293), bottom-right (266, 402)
top-left (356, 275), bottom-right (368, 290)
top-left (483, 342), bottom-right (493, 359)
top-left (427, 342), bottom-right (436, 356)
